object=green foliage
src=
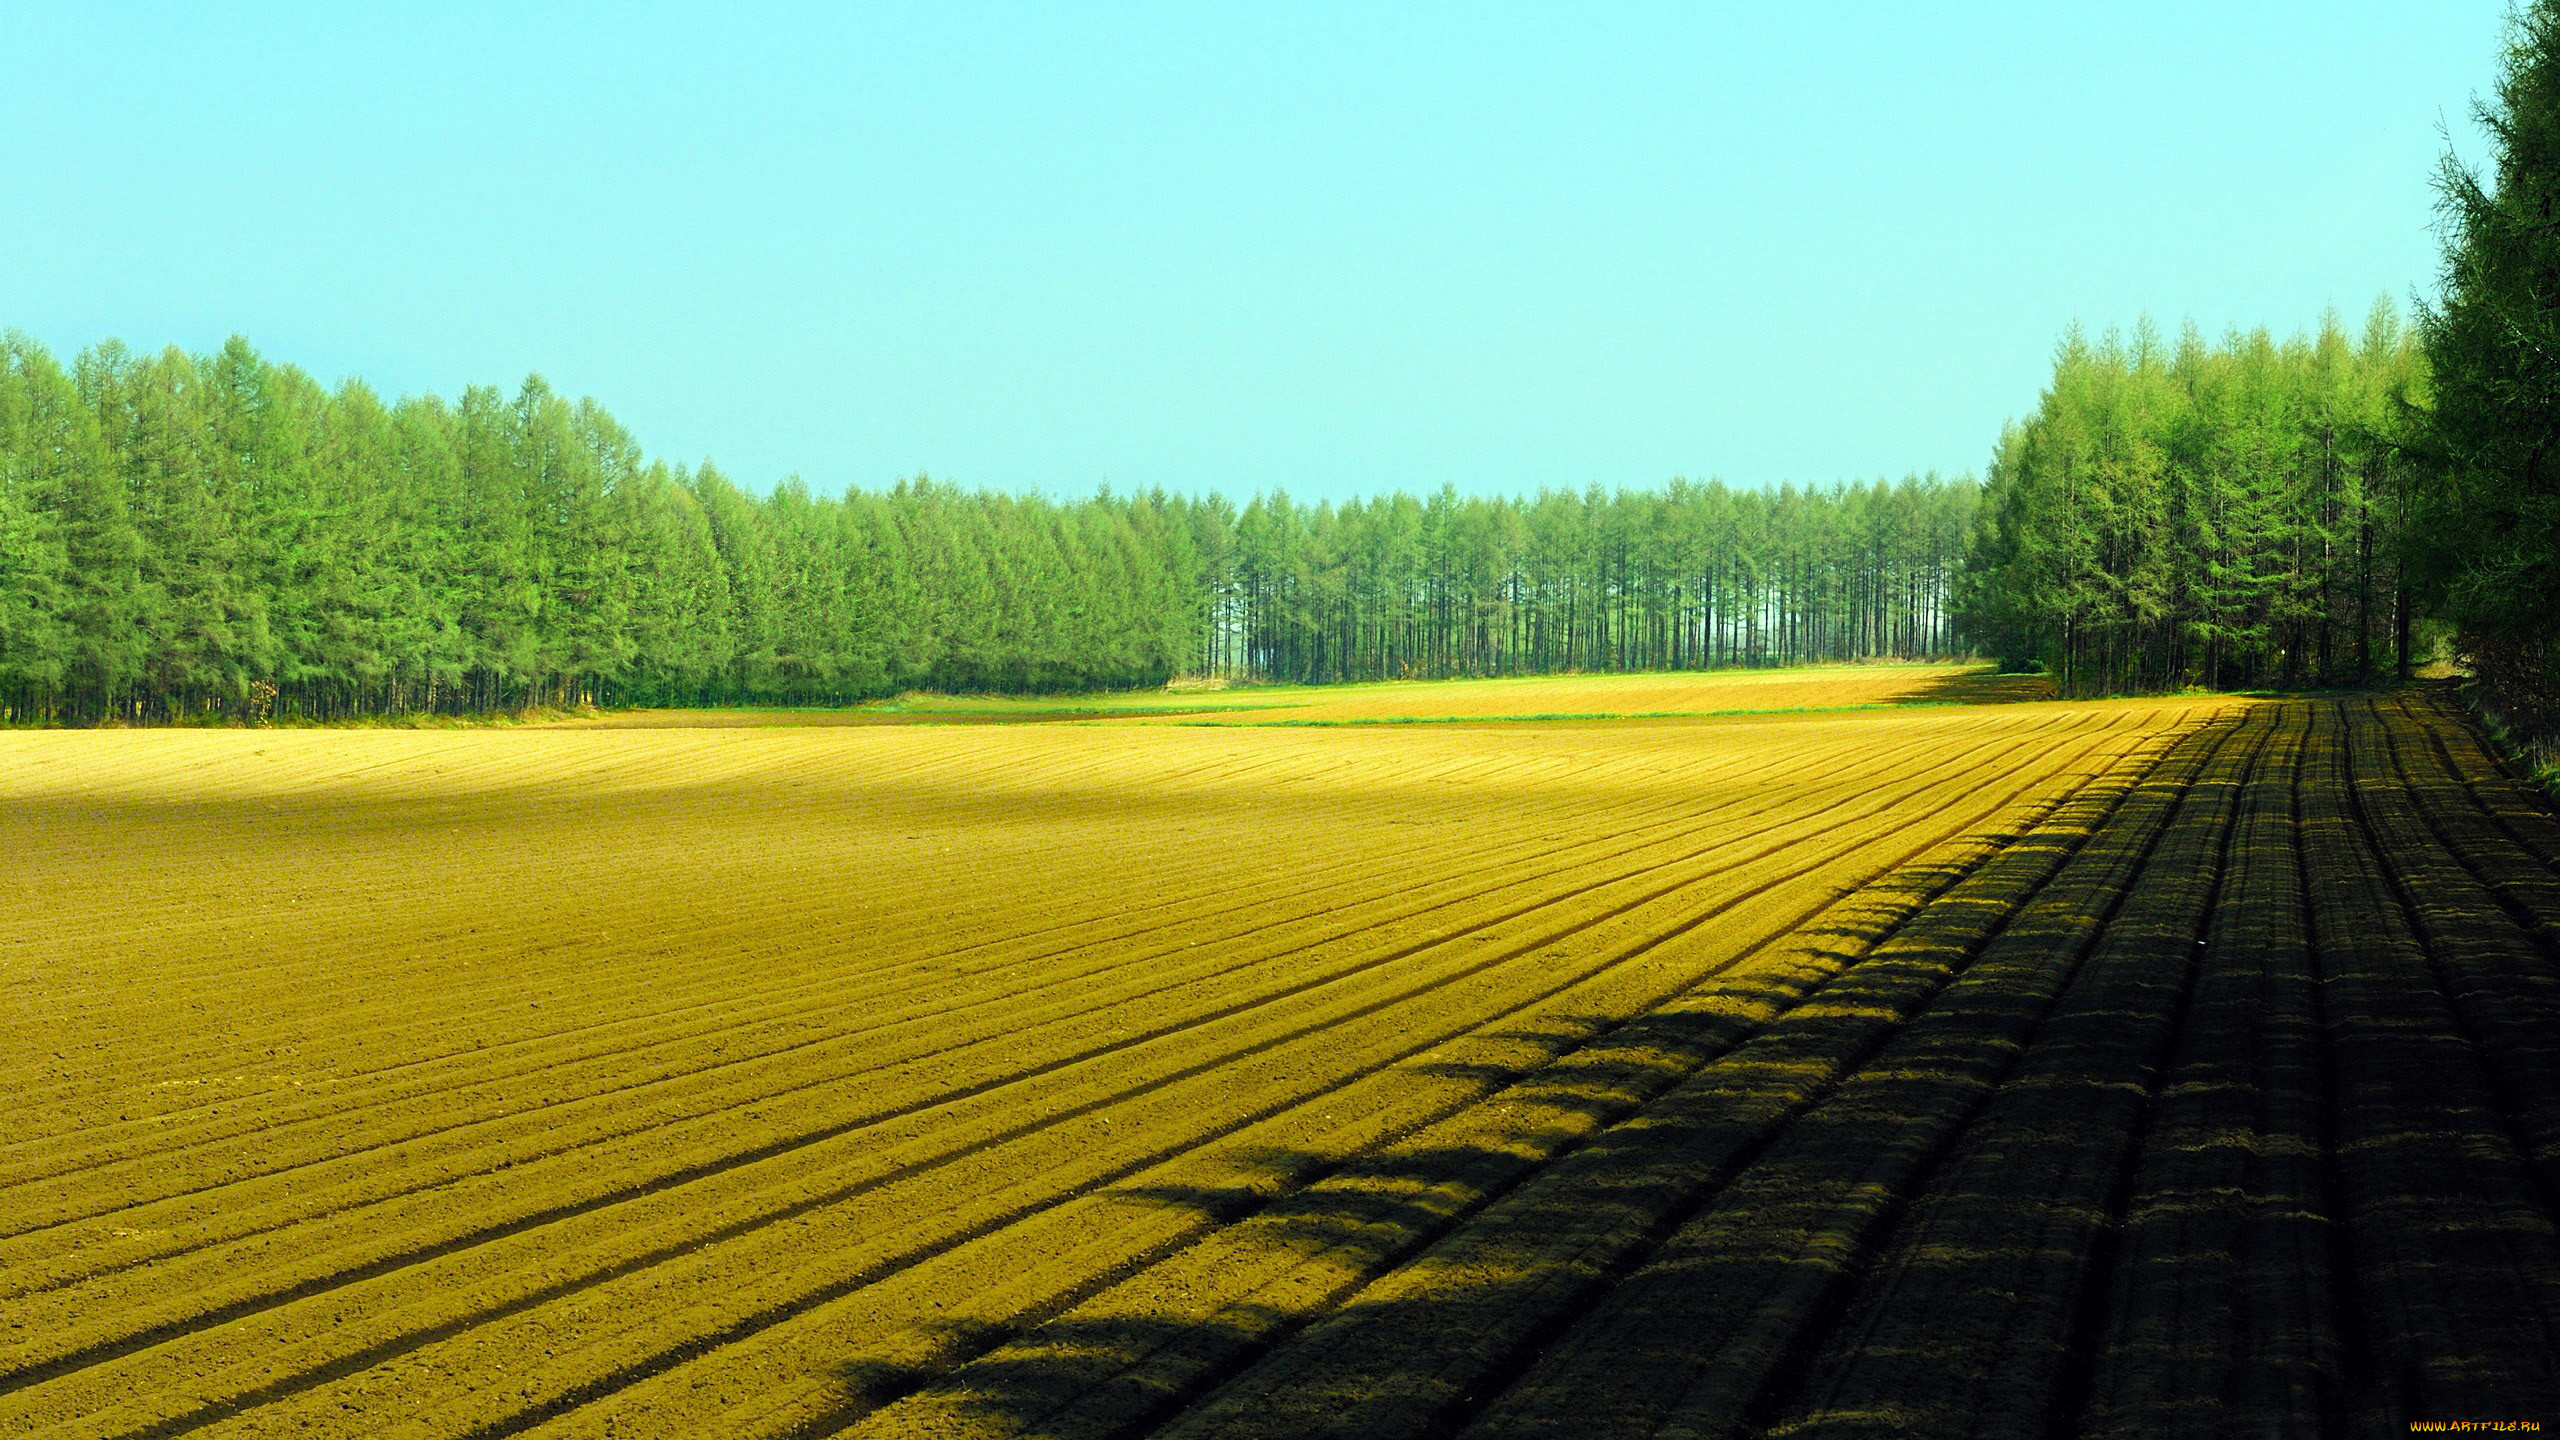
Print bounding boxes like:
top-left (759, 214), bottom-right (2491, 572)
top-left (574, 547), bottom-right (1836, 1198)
top-left (2409, 0), bottom-right (2560, 737)
top-left (1222, 475), bottom-right (1975, 684)
top-left (0, 332), bottom-right (1978, 721)
top-left (1954, 308), bottom-right (2423, 696)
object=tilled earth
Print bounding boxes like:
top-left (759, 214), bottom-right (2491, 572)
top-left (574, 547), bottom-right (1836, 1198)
top-left (2, 685), bottom-right (2552, 1437)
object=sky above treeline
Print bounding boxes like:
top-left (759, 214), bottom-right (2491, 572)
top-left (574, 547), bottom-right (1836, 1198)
top-left (0, 2), bottom-right (2508, 503)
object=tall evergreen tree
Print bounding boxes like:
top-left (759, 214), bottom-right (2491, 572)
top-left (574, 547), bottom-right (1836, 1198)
top-left (1956, 312), bottom-right (2424, 695)
top-left (2409, 0), bottom-right (2560, 736)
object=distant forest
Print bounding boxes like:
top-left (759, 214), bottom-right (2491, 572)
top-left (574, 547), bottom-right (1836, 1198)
top-left (0, 333), bottom-right (1977, 722)
top-left (10, 6), bottom-right (2560, 735)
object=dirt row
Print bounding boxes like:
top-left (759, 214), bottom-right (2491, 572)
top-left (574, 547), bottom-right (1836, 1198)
top-left (0, 709), bottom-right (2084, 1294)
top-left (21, 729), bottom-right (2123, 1432)
top-left (802, 694), bottom-right (2554, 1440)
top-left (3, 709), bottom-right (2060, 1129)
top-left (0, 710), bottom-right (1996, 1183)
top-left (0, 703), bottom-right (2197, 1437)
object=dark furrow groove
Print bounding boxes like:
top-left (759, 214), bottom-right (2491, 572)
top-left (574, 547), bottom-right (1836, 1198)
top-left (1412, 715), bottom-right (2249, 1440)
top-left (2337, 701), bottom-right (2560, 1231)
top-left (0, 741), bottom-right (1576, 1119)
top-left (79, 727), bottom-right (2086, 1437)
top-left (2369, 697), bottom-right (2560, 963)
top-left (2, 714), bottom-right (1986, 1250)
top-left (774, 743), bottom-right (2149, 1440)
top-left (2299, 705), bottom-right (2370, 1435)
top-left (1722, 712), bottom-right (2256, 1440)
top-left (407, 745), bottom-right (2120, 1440)
top-left (0, 739), bottom-right (1771, 1182)
top-left (2039, 707), bottom-right (2267, 1440)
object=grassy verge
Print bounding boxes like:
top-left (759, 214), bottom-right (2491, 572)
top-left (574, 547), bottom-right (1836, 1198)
top-left (2467, 696), bottom-right (2560, 804)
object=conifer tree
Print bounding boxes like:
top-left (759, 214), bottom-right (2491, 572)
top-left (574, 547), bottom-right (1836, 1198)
top-left (2410, 0), bottom-right (2560, 733)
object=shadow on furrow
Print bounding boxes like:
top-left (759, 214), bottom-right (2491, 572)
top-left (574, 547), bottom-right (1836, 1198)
top-left (801, 719), bottom-right (2226, 1440)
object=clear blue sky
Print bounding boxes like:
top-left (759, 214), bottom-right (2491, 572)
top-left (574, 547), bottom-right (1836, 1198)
top-left (0, 3), bottom-right (2508, 502)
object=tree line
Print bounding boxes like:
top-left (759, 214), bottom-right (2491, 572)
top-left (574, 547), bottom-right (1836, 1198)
top-left (0, 335), bottom-right (1205, 721)
top-left (22, 4), bottom-right (2557, 731)
top-left (1203, 476), bottom-right (1974, 685)
top-left (1955, 0), bottom-right (2560, 761)
top-left (1950, 304), bottom-right (2424, 696)
top-left (0, 332), bottom-right (1975, 723)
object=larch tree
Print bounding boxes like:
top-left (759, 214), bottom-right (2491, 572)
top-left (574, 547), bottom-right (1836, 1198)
top-left (2410, 0), bottom-right (2560, 740)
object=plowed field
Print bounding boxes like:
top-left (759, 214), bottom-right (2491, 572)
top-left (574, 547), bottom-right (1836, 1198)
top-left (5, 678), bottom-right (2555, 1436)
top-left (569, 660), bottom-right (2052, 728)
